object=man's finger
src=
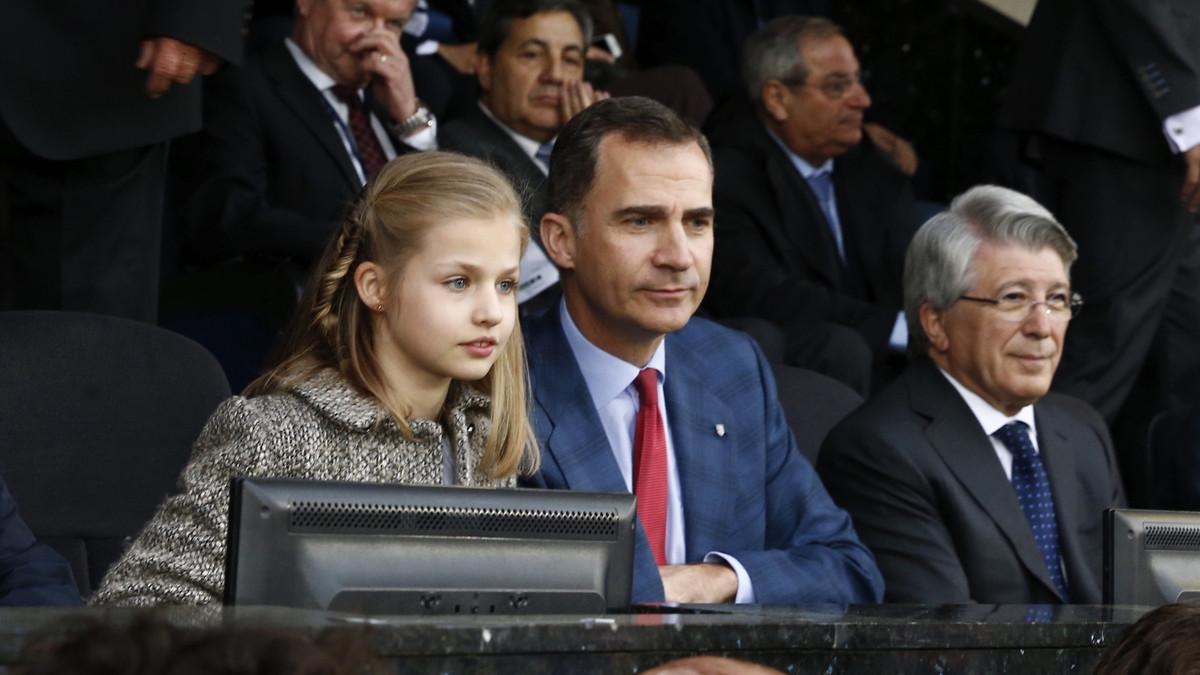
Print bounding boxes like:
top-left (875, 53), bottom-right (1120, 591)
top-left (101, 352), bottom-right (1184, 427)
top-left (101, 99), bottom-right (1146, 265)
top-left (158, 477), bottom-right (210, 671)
top-left (198, 53), bottom-right (221, 76)
top-left (136, 39), bottom-right (157, 69)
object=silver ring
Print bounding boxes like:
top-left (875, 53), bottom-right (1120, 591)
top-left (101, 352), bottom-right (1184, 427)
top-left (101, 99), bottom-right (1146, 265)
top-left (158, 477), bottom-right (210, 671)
top-left (379, 54), bottom-right (389, 64)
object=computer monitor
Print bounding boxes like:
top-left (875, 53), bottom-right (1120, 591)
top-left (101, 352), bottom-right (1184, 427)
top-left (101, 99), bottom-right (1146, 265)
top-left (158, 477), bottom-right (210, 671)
top-left (224, 478), bottom-right (636, 615)
top-left (1105, 508), bottom-right (1200, 606)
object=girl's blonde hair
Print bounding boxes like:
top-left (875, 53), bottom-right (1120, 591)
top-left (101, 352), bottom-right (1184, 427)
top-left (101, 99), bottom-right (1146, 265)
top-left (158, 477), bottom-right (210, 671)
top-left (246, 151), bottom-right (538, 480)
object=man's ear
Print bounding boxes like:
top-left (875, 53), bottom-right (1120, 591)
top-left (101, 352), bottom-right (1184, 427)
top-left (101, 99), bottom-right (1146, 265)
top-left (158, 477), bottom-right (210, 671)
top-left (477, 51), bottom-right (494, 93)
top-left (295, 0), bottom-right (315, 18)
top-left (353, 261), bottom-right (387, 312)
top-left (761, 81), bottom-right (790, 123)
top-left (919, 303), bottom-right (949, 353)
top-left (540, 212), bottom-right (578, 270)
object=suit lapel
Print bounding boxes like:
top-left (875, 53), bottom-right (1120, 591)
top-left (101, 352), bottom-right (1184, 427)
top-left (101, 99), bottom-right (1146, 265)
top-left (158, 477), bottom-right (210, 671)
top-left (909, 361), bottom-right (1063, 598)
top-left (831, 151), bottom-right (878, 298)
top-left (263, 43), bottom-right (359, 189)
top-left (663, 334), bottom-right (735, 558)
top-left (467, 107), bottom-right (548, 237)
top-left (527, 313), bottom-right (629, 495)
top-left (1035, 403), bottom-right (1090, 601)
top-left (764, 142), bottom-right (845, 288)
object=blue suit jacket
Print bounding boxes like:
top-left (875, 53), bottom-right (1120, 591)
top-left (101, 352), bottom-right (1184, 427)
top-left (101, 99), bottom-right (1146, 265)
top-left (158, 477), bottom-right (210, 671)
top-left (524, 309), bottom-right (884, 604)
top-left (0, 473), bottom-right (81, 606)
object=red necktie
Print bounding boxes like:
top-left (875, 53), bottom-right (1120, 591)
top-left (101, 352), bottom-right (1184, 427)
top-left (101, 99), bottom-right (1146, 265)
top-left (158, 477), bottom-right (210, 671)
top-left (633, 368), bottom-right (669, 565)
top-left (330, 85), bottom-right (387, 181)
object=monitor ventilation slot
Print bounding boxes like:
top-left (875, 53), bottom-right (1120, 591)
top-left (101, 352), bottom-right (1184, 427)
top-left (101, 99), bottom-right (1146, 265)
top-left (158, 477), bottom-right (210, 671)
top-left (288, 502), bottom-right (619, 540)
top-left (1144, 523), bottom-right (1200, 550)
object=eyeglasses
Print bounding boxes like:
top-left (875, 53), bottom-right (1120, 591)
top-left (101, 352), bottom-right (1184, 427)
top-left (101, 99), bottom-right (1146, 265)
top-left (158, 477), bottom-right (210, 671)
top-left (779, 72), bottom-right (864, 100)
top-left (958, 290), bottom-right (1084, 321)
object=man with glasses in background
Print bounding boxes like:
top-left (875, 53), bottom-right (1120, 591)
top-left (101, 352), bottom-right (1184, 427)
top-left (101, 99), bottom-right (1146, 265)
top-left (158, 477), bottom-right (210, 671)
top-left (704, 16), bottom-right (917, 394)
top-left (817, 185), bottom-right (1126, 604)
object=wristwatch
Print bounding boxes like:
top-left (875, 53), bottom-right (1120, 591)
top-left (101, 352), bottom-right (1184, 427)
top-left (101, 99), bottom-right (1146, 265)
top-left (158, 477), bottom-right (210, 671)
top-left (394, 101), bottom-right (435, 137)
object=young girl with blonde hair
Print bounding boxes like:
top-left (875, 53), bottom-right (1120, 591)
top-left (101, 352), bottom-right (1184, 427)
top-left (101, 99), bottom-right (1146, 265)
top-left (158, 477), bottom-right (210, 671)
top-left (93, 152), bottom-right (537, 606)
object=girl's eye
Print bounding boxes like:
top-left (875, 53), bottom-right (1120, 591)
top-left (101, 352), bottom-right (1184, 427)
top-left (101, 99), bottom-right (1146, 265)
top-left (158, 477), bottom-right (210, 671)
top-left (498, 279), bottom-right (516, 294)
top-left (447, 277), bottom-right (468, 290)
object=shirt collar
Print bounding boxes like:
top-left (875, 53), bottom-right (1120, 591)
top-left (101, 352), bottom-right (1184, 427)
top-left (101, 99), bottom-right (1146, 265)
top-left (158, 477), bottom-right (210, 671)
top-left (938, 367), bottom-right (1038, 439)
top-left (765, 127), bottom-right (833, 179)
top-left (559, 299), bottom-right (667, 411)
top-left (284, 38), bottom-right (340, 95)
top-left (477, 101), bottom-right (548, 171)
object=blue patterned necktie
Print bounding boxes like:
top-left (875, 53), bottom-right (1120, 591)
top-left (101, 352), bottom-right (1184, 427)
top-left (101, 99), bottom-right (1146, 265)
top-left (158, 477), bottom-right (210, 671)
top-left (993, 421), bottom-right (1070, 601)
top-left (534, 141), bottom-right (554, 172)
top-left (805, 170), bottom-right (846, 263)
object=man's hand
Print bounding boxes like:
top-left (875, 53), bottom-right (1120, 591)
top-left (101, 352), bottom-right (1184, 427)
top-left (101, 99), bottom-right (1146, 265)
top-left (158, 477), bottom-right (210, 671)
top-left (561, 79), bottom-right (610, 121)
top-left (658, 563), bottom-right (738, 604)
top-left (864, 122), bottom-right (918, 177)
top-left (353, 30), bottom-right (419, 123)
top-left (136, 37), bottom-right (221, 99)
top-left (1182, 144), bottom-right (1200, 213)
top-left (438, 42), bottom-right (479, 74)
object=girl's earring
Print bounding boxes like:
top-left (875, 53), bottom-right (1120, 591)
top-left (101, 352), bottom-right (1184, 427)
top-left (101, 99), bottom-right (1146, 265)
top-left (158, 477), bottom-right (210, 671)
top-left (375, 304), bottom-right (384, 312)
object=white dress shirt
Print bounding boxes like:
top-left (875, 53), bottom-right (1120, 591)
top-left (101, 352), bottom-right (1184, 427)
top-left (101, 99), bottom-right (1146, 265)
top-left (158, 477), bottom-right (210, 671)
top-left (1164, 105), bottom-right (1200, 154)
top-left (559, 301), bottom-right (756, 602)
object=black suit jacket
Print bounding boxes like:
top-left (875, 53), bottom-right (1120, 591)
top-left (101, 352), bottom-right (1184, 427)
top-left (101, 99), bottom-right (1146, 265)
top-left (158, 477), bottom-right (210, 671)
top-left (817, 359), bottom-right (1126, 604)
top-left (706, 117), bottom-right (915, 353)
top-left (636, 0), bottom-right (830, 103)
top-left (0, 1), bottom-right (246, 160)
top-left (178, 41), bottom-right (413, 264)
top-left (1001, 0), bottom-right (1200, 167)
top-left (439, 104), bottom-right (549, 229)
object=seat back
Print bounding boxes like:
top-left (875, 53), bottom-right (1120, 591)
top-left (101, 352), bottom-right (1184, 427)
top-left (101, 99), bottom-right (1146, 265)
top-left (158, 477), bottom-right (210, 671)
top-left (772, 364), bottom-right (864, 463)
top-left (0, 311), bottom-right (229, 597)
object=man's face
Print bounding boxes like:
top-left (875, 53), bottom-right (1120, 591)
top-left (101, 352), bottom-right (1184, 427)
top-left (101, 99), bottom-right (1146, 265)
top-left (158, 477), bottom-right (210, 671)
top-left (553, 136), bottom-right (714, 364)
top-left (478, 11), bottom-right (585, 143)
top-left (769, 35), bottom-right (871, 165)
top-left (925, 242), bottom-right (1071, 416)
top-left (295, 0), bottom-right (415, 87)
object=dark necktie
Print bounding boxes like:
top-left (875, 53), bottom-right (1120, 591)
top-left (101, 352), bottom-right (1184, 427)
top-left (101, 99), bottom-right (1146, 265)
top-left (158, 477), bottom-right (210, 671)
top-left (330, 84), bottom-right (387, 182)
top-left (993, 421), bottom-right (1070, 601)
top-left (633, 368), bottom-right (668, 565)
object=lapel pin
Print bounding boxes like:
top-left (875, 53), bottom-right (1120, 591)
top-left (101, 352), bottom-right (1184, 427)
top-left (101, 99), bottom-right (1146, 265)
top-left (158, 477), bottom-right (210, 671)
top-left (715, 424), bottom-right (726, 438)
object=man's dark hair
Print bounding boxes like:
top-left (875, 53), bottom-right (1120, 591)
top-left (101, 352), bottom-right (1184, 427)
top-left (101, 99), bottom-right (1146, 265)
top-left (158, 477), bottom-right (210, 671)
top-left (477, 0), bottom-right (593, 57)
top-left (547, 96), bottom-right (713, 227)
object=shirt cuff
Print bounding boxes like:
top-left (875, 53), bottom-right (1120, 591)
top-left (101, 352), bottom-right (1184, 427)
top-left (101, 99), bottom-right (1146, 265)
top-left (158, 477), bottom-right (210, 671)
top-left (888, 311), bottom-right (908, 352)
top-left (1163, 105), bottom-right (1200, 153)
top-left (403, 117), bottom-right (438, 151)
top-left (415, 39), bottom-right (440, 56)
top-left (704, 551), bottom-right (755, 604)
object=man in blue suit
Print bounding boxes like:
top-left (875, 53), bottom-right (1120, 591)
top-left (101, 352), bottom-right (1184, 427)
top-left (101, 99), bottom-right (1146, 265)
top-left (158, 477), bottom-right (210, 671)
top-left (525, 96), bottom-right (883, 605)
top-left (0, 472), bottom-right (81, 606)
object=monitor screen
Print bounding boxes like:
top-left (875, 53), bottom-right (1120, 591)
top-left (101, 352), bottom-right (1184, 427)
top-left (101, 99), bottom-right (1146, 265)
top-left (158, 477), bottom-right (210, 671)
top-left (224, 478), bottom-right (636, 615)
top-left (1105, 508), bottom-right (1200, 606)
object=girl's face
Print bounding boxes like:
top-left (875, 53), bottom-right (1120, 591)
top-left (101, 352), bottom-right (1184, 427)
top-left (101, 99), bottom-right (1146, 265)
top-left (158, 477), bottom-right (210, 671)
top-left (375, 214), bottom-right (523, 392)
